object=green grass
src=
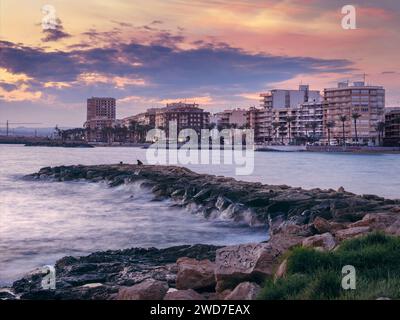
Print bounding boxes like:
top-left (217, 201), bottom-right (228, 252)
top-left (259, 233), bottom-right (400, 300)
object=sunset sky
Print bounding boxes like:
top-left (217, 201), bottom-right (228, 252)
top-left (1, 0), bottom-right (400, 127)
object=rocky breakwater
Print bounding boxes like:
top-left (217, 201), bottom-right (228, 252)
top-left (6, 164), bottom-right (400, 300)
top-left (26, 164), bottom-right (400, 227)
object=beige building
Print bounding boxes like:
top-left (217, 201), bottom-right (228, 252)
top-left (270, 101), bottom-right (324, 144)
top-left (247, 107), bottom-right (272, 143)
top-left (122, 108), bottom-right (158, 128)
top-left (213, 108), bottom-right (248, 128)
top-left (84, 97), bottom-right (117, 141)
top-left (323, 82), bottom-right (385, 145)
top-left (86, 97), bottom-right (116, 121)
top-left (155, 102), bottom-right (210, 136)
top-left (256, 84), bottom-right (321, 144)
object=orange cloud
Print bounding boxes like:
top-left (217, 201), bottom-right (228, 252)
top-left (0, 84), bottom-right (42, 102)
top-left (77, 72), bottom-right (147, 88)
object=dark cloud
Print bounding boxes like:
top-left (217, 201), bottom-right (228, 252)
top-left (0, 82), bottom-right (18, 91)
top-left (0, 41), bottom-right (80, 82)
top-left (81, 28), bottom-right (123, 44)
top-left (150, 32), bottom-right (185, 47)
top-left (111, 20), bottom-right (133, 27)
top-left (41, 18), bottom-right (71, 42)
top-left (0, 38), bottom-right (353, 104)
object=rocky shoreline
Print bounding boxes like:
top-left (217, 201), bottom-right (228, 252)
top-left (4, 164), bottom-right (400, 300)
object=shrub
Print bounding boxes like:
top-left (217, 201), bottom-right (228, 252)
top-left (259, 233), bottom-right (400, 300)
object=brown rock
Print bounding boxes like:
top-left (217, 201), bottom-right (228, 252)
top-left (302, 233), bottom-right (336, 251)
top-left (269, 232), bottom-right (305, 251)
top-left (164, 289), bottom-right (205, 300)
top-left (312, 217), bottom-right (332, 234)
top-left (335, 226), bottom-right (371, 241)
top-left (349, 213), bottom-right (398, 231)
top-left (272, 223), bottom-right (312, 238)
top-left (330, 221), bottom-right (348, 232)
top-left (116, 279), bottom-right (168, 300)
top-left (386, 219), bottom-right (400, 236)
top-left (176, 257), bottom-right (216, 291)
top-left (225, 282), bottom-right (261, 300)
top-left (215, 243), bottom-right (282, 292)
top-left (390, 206), bottom-right (400, 213)
top-left (274, 259), bottom-right (288, 280)
top-left (217, 289), bottom-right (233, 300)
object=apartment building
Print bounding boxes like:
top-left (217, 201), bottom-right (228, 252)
top-left (384, 108), bottom-right (400, 146)
top-left (247, 107), bottom-right (272, 143)
top-left (122, 108), bottom-right (158, 128)
top-left (260, 85), bottom-right (321, 109)
top-left (297, 101), bottom-right (325, 139)
top-left (155, 102), bottom-right (210, 136)
top-left (269, 101), bottom-right (325, 144)
top-left (323, 82), bottom-right (385, 145)
top-left (86, 97), bottom-right (116, 121)
top-left (256, 85), bottom-right (321, 143)
top-left (213, 108), bottom-right (248, 128)
top-left (84, 97), bottom-right (117, 141)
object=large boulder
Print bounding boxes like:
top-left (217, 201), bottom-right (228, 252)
top-left (349, 213), bottom-right (398, 231)
top-left (116, 279), bottom-right (168, 300)
top-left (164, 289), bottom-right (205, 300)
top-left (335, 226), bottom-right (371, 242)
top-left (215, 243), bottom-right (281, 292)
top-left (312, 217), bottom-right (332, 234)
top-left (225, 282), bottom-right (261, 300)
top-left (176, 257), bottom-right (216, 291)
top-left (302, 233), bottom-right (336, 251)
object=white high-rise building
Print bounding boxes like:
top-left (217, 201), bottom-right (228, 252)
top-left (260, 85), bottom-right (321, 110)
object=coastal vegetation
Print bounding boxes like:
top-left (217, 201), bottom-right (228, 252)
top-left (260, 233), bottom-right (400, 300)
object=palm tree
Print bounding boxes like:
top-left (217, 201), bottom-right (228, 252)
top-left (352, 112), bottom-right (361, 143)
top-left (278, 125), bottom-right (286, 144)
top-left (325, 121), bottom-right (335, 146)
top-left (114, 125), bottom-right (128, 143)
top-left (128, 121), bottom-right (139, 142)
top-left (375, 121), bottom-right (385, 146)
top-left (310, 121), bottom-right (319, 144)
top-left (272, 122), bottom-right (280, 144)
top-left (286, 116), bottom-right (296, 145)
top-left (304, 122), bottom-right (311, 139)
top-left (266, 127), bottom-right (272, 144)
top-left (85, 127), bottom-right (92, 142)
top-left (339, 115), bottom-right (348, 146)
top-left (101, 126), bottom-right (114, 144)
top-left (54, 125), bottom-right (62, 140)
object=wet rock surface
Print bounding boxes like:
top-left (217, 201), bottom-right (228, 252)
top-left (11, 244), bottom-right (218, 300)
top-left (26, 164), bottom-right (400, 227)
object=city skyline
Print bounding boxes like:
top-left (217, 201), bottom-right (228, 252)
top-left (1, 0), bottom-right (400, 127)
